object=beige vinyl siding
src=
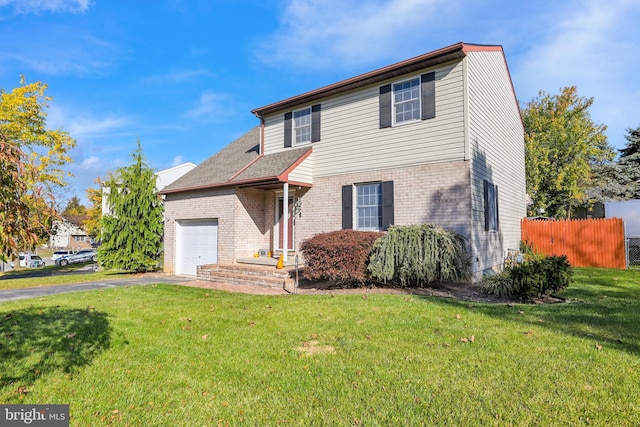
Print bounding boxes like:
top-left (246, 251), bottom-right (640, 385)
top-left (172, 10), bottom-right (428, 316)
top-left (262, 60), bottom-right (466, 176)
top-left (466, 51), bottom-right (526, 276)
top-left (287, 153), bottom-right (313, 184)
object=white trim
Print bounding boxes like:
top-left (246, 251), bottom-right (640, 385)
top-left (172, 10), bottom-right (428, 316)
top-left (391, 76), bottom-right (421, 126)
top-left (293, 107), bottom-right (312, 145)
top-left (274, 190), bottom-right (296, 257)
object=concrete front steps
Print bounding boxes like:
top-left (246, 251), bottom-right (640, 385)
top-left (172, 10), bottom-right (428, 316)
top-left (197, 263), bottom-right (297, 292)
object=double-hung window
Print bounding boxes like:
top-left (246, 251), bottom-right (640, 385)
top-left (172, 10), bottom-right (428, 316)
top-left (293, 107), bottom-right (311, 144)
top-left (379, 72), bottom-right (435, 128)
top-left (342, 181), bottom-right (394, 231)
top-left (356, 183), bottom-right (383, 230)
top-left (284, 104), bottom-right (321, 147)
top-left (393, 78), bottom-right (420, 124)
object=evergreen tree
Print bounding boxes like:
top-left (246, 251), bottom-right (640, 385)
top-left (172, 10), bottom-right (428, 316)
top-left (98, 141), bottom-right (163, 272)
top-left (617, 126), bottom-right (640, 199)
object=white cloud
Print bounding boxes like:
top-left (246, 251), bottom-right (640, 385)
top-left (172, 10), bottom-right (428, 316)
top-left (258, 0), bottom-right (459, 70)
top-left (171, 155), bottom-right (186, 167)
top-left (513, 0), bottom-right (640, 148)
top-left (0, 0), bottom-right (93, 15)
top-left (47, 105), bottom-right (131, 139)
top-left (141, 69), bottom-right (214, 85)
top-left (0, 25), bottom-right (118, 76)
top-left (183, 90), bottom-right (233, 122)
top-left (79, 155), bottom-right (100, 170)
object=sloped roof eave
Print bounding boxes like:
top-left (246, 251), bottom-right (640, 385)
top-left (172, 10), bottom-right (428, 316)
top-left (160, 146), bottom-right (313, 195)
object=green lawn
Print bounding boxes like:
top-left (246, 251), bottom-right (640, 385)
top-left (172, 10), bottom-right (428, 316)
top-left (0, 265), bottom-right (130, 290)
top-left (0, 267), bottom-right (639, 426)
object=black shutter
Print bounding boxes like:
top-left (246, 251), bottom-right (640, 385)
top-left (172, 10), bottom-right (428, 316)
top-left (311, 104), bottom-right (321, 142)
top-left (379, 84), bottom-right (392, 128)
top-left (342, 185), bottom-right (353, 230)
top-left (421, 72), bottom-right (435, 120)
top-left (484, 180), bottom-right (490, 231)
top-left (495, 185), bottom-right (499, 231)
top-left (381, 181), bottom-right (394, 231)
top-left (284, 112), bottom-right (292, 148)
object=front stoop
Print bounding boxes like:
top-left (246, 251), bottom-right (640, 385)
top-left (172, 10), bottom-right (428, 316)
top-left (197, 264), bottom-right (296, 292)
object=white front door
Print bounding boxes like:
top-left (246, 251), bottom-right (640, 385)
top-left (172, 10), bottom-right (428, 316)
top-left (176, 219), bottom-right (218, 276)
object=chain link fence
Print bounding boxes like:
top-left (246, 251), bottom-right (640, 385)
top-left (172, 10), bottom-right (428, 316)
top-left (628, 237), bottom-right (640, 267)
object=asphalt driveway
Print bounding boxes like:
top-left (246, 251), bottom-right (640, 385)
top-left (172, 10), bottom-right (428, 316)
top-left (0, 273), bottom-right (194, 303)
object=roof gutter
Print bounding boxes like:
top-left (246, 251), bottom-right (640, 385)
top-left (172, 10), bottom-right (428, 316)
top-left (252, 42), bottom-right (474, 117)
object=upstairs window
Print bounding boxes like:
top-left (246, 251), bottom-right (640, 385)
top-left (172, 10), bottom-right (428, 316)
top-left (393, 78), bottom-right (420, 124)
top-left (284, 104), bottom-right (321, 147)
top-left (293, 107), bottom-right (311, 144)
top-left (379, 72), bottom-right (435, 128)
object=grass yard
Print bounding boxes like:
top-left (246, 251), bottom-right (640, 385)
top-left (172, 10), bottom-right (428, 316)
top-left (0, 266), bottom-right (130, 291)
top-left (0, 267), bottom-right (639, 426)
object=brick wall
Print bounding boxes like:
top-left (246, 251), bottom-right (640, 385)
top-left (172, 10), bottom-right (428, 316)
top-left (294, 160), bottom-right (472, 249)
top-left (163, 160), bottom-right (473, 274)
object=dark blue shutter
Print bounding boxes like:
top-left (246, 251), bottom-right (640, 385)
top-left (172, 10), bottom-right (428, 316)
top-left (284, 112), bottom-right (292, 148)
top-left (311, 104), bottom-right (321, 142)
top-left (421, 72), bottom-right (435, 120)
top-left (379, 84), bottom-right (392, 128)
top-left (381, 181), bottom-right (394, 231)
top-left (342, 185), bottom-right (353, 230)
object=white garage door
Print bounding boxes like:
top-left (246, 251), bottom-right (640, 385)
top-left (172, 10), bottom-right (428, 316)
top-left (176, 219), bottom-right (218, 276)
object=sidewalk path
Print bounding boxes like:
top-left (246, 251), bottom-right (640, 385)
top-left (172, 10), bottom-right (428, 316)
top-left (0, 273), bottom-right (194, 303)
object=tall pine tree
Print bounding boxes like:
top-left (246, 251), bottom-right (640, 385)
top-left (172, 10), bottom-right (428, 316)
top-left (98, 141), bottom-right (163, 272)
top-left (617, 126), bottom-right (640, 199)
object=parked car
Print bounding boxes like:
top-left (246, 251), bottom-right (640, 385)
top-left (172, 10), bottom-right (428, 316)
top-left (26, 255), bottom-right (46, 268)
top-left (52, 250), bottom-right (75, 261)
top-left (55, 249), bottom-right (97, 266)
top-left (18, 253), bottom-right (39, 267)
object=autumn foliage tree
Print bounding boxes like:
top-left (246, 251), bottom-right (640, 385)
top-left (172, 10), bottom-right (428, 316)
top-left (0, 77), bottom-right (76, 260)
top-left (83, 178), bottom-right (104, 238)
top-left (522, 87), bottom-right (614, 218)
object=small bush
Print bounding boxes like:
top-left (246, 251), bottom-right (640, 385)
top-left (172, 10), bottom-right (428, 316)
top-left (300, 230), bottom-right (383, 286)
top-left (479, 255), bottom-right (573, 300)
top-left (478, 272), bottom-right (514, 297)
top-left (367, 224), bottom-right (470, 287)
top-left (510, 255), bottom-right (573, 300)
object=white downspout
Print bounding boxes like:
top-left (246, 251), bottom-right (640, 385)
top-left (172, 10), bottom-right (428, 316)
top-left (283, 182), bottom-right (289, 263)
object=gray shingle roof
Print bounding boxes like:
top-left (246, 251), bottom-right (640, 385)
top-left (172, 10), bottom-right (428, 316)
top-left (161, 127), bottom-right (261, 192)
top-left (161, 126), bottom-right (312, 193)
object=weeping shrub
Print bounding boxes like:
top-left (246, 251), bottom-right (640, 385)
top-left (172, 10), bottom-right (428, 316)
top-left (368, 224), bottom-right (471, 287)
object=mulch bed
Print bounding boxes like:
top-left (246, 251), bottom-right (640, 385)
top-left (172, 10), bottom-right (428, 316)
top-left (295, 278), bottom-right (567, 304)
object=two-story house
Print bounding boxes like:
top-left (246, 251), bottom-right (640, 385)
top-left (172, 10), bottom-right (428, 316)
top-left (160, 42), bottom-right (526, 281)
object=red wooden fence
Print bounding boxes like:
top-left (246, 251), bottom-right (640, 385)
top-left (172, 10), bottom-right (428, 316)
top-left (521, 218), bottom-right (626, 269)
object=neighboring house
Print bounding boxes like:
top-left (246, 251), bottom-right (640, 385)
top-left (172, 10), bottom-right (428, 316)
top-left (156, 162), bottom-right (197, 192)
top-left (50, 215), bottom-right (91, 250)
top-left (605, 200), bottom-right (640, 237)
top-left (160, 42), bottom-right (527, 280)
top-left (102, 162), bottom-right (197, 216)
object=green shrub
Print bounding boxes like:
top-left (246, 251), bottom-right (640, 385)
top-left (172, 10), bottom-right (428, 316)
top-left (367, 224), bottom-right (470, 287)
top-left (510, 255), bottom-right (573, 300)
top-left (478, 272), bottom-right (514, 297)
top-left (300, 230), bottom-right (383, 286)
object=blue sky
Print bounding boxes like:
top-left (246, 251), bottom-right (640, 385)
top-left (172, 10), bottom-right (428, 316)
top-left (1, 0), bottom-right (639, 206)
